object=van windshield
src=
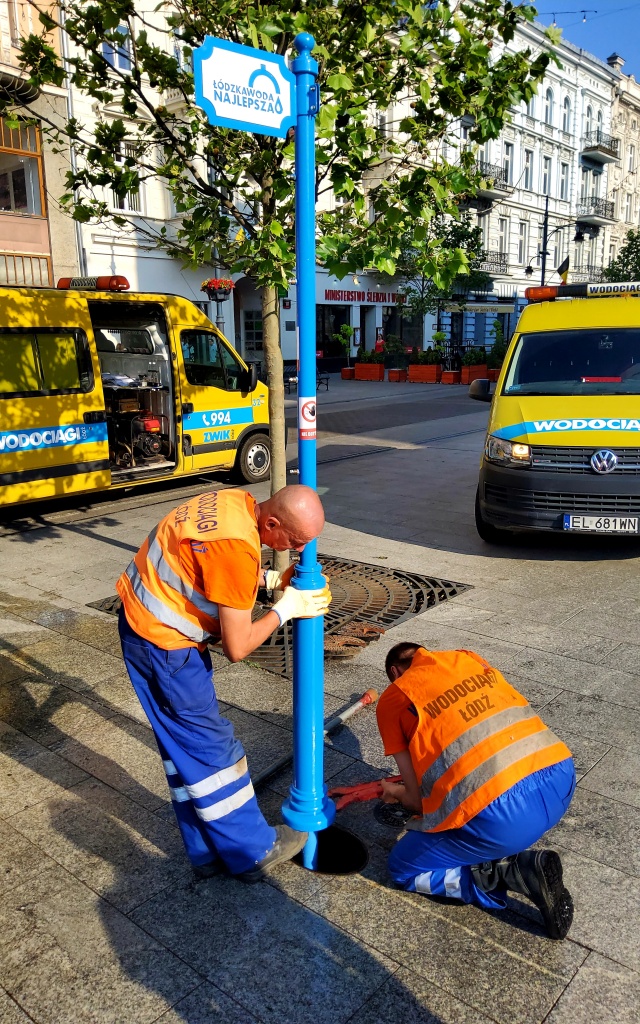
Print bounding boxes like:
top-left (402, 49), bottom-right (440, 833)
top-left (503, 328), bottom-right (640, 396)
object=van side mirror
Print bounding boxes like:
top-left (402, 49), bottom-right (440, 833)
top-left (244, 362), bottom-right (258, 392)
top-left (469, 378), bottom-right (492, 402)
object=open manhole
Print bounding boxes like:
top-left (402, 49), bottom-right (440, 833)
top-left (293, 825), bottom-right (369, 875)
top-left (88, 554), bottom-right (470, 678)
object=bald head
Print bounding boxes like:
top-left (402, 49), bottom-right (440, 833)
top-left (256, 485), bottom-right (325, 551)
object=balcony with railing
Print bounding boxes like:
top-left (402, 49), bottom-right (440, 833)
top-left (0, 252), bottom-right (52, 286)
top-left (576, 196), bottom-right (616, 224)
top-left (571, 264), bottom-right (607, 283)
top-left (477, 250), bottom-right (508, 275)
top-left (474, 161), bottom-right (511, 198)
top-left (581, 129), bottom-right (620, 163)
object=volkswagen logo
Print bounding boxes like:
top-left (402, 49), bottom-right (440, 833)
top-left (590, 449), bottom-right (618, 474)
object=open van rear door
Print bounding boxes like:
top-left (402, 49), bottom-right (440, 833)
top-left (0, 289), bottom-right (110, 506)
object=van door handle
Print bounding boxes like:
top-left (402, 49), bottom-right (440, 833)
top-left (83, 410), bottom-right (107, 424)
top-left (182, 403), bottom-right (194, 415)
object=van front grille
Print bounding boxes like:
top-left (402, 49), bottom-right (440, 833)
top-left (530, 445), bottom-right (640, 474)
top-left (485, 485), bottom-right (640, 515)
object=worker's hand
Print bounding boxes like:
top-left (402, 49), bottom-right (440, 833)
top-left (272, 583), bottom-right (332, 625)
top-left (380, 778), bottom-right (408, 805)
top-left (264, 564), bottom-right (296, 591)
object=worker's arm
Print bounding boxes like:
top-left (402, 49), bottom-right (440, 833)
top-left (380, 748), bottom-right (422, 813)
top-left (217, 605), bottom-right (281, 663)
top-left (218, 584), bottom-right (332, 663)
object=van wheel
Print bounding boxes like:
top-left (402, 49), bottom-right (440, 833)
top-left (236, 433), bottom-right (271, 484)
top-left (475, 488), bottom-right (510, 544)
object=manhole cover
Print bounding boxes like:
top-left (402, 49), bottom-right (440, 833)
top-left (88, 554), bottom-right (469, 678)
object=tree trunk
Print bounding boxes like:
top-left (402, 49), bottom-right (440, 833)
top-left (261, 283), bottom-right (289, 576)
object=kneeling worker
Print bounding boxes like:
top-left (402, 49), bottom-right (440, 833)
top-left (117, 485), bottom-right (330, 883)
top-left (377, 642), bottom-right (576, 938)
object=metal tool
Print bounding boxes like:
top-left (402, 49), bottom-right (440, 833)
top-left (253, 688), bottom-right (379, 788)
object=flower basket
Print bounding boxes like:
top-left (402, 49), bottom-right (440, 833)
top-left (388, 368), bottom-right (407, 382)
top-left (341, 367), bottom-right (356, 380)
top-left (441, 370), bottom-right (461, 384)
top-left (408, 364), bottom-right (442, 383)
top-left (354, 363), bottom-right (385, 381)
top-left (201, 277), bottom-right (234, 302)
top-left (460, 364), bottom-right (488, 385)
top-left (488, 368), bottom-right (500, 383)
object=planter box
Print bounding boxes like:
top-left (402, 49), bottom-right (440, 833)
top-left (341, 367), bottom-right (356, 380)
top-left (388, 368), bottom-right (407, 382)
top-left (408, 364), bottom-right (442, 383)
top-left (460, 364), bottom-right (488, 385)
top-left (204, 289), bottom-right (232, 302)
top-left (487, 368), bottom-right (500, 383)
top-left (441, 370), bottom-right (461, 384)
top-left (354, 363), bottom-right (385, 381)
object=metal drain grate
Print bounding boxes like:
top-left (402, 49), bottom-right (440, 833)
top-left (88, 555), bottom-right (470, 678)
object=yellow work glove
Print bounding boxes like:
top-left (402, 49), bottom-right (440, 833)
top-left (272, 584), bottom-right (332, 625)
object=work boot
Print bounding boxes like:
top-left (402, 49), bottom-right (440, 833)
top-left (192, 857), bottom-right (224, 881)
top-left (236, 825), bottom-right (309, 884)
top-left (472, 849), bottom-right (573, 940)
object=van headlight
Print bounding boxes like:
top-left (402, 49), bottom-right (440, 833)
top-left (485, 435), bottom-right (531, 467)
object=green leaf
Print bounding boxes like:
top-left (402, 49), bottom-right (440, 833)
top-left (327, 73), bottom-right (353, 92)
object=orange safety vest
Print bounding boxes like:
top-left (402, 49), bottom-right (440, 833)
top-left (394, 649), bottom-right (571, 833)
top-left (116, 489), bottom-right (261, 649)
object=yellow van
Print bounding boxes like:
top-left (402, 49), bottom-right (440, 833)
top-left (0, 276), bottom-right (270, 509)
top-left (471, 281), bottom-right (640, 541)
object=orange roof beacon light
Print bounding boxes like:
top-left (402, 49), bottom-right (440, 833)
top-left (525, 281), bottom-right (640, 302)
top-left (57, 275), bottom-right (130, 292)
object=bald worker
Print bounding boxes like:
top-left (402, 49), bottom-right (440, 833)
top-left (117, 485), bottom-right (330, 883)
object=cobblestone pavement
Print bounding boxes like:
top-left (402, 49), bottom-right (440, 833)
top-left (0, 379), bottom-right (638, 1024)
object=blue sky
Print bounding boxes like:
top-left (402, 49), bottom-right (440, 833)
top-left (532, 1), bottom-right (640, 78)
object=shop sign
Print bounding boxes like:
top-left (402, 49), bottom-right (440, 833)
top-left (324, 289), bottom-right (406, 304)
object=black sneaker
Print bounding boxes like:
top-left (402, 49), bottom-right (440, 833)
top-left (236, 825), bottom-right (308, 884)
top-left (512, 850), bottom-right (574, 940)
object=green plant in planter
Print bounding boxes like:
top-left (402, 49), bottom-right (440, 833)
top-left (333, 323), bottom-right (355, 366)
top-left (487, 320), bottom-right (508, 369)
top-left (408, 346), bottom-right (421, 365)
top-left (462, 347), bottom-right (487, 366)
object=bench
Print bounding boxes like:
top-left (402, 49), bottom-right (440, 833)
top-left (283, 363), bottom-right (330, 392)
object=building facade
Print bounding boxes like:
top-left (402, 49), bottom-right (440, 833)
top-left (608, 54), bottom-right (640, 265)
top-left (0, 1), bottom-right (78, 286)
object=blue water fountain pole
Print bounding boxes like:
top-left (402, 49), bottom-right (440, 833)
top-left (281, 33), bottom-right (336, 868)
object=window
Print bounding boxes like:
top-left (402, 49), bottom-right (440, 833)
top-left (629, 144), bottom-right (636, 172)
top-left (0, 117), bottom-right (43, 217)
top-left (554, 233), bottom-right (564, 269)
top-left (581, 167), bottom-right (590, 199)
top-left (503, 328), bottom-right (640, 396)
top-left (181, 330), bottom-right (245, 390)
top-left (0, 329), bottom-right (92, 398)
top-left (544, 88), bottom-right (554, 126)
top-left (560, 162), bottom-right (569, 200)
top-left (562, 96), bottom-right (571, 133)
top-left (518, 221), bottom-right (528, 265)
top-left (523, 149), bottom-right (534, 190)
top-left (542, 156), bottom-right (552, 196)
top-left (103, 25), bottom-right (131, 71)
top-left (525, 97), bottom-right (535, 117)
top-left (585, 105), bottom-right (593, 135)
top-left (112, 143), bottom-right (141, 213)
top-left (243, 309), bottom-right (263, 357)
top-left (633, 119), bottom-right (638, 130)
top-left (597, 109), bottom-right (603, 135)
top-left (503, 142), bottom-right (513, 184)
top-left (498, 217), bottom-right (509, 254)
top-left (377, 110), bottom-right (389, 140)
top-left (625, 192), bottom-right (633, 223)
top-left (609, 244), bottom-right (616, 263)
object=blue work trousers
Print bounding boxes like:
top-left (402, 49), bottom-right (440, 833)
top-left (118, 609), bottom-right (276, 874)
top-left (389, 758), bottom-right (576, 909)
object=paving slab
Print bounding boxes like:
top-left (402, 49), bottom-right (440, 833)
top-left (0, 988), bottom-right (33, 1023)
top-left (153, 982), bottom-right (261, 1024)
top-left (346, 966), bottom-right (496, 1024)
top-left (547, 786), bottom-right (640, 877)
top-left (304, 873), bottom-right (587, 1024)
top-left (0, 674), bottom-right (117, 749)
top-left (544, 952), bottom-right (640, 1024)
top-left (131, 874), bottom-right (397, 1024)
top-left (7, 778), bottom-right (190, 913)
top-left (577, 746), bottom-right (640, 808)
top-left (7, 635), bottom-right (125, 692)
top-left (0, 866), bottom-right (200, 1024)
top-left (599, 641), bottom-right (640, 675)
top-left (0, 741), bottom-right (88, 819)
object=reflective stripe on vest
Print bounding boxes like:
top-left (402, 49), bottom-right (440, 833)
top-left (419, 726), bottom-right (562, 830)
top-left (124, 561), bottom-right (211, 643)
top-left (145, 527), bottom-right (220, 622)
top-left (421, 705), bottom-right (539, 796)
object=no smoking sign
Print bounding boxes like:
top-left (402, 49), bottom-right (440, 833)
top-left (299, 397), bottom-right (316, 440)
